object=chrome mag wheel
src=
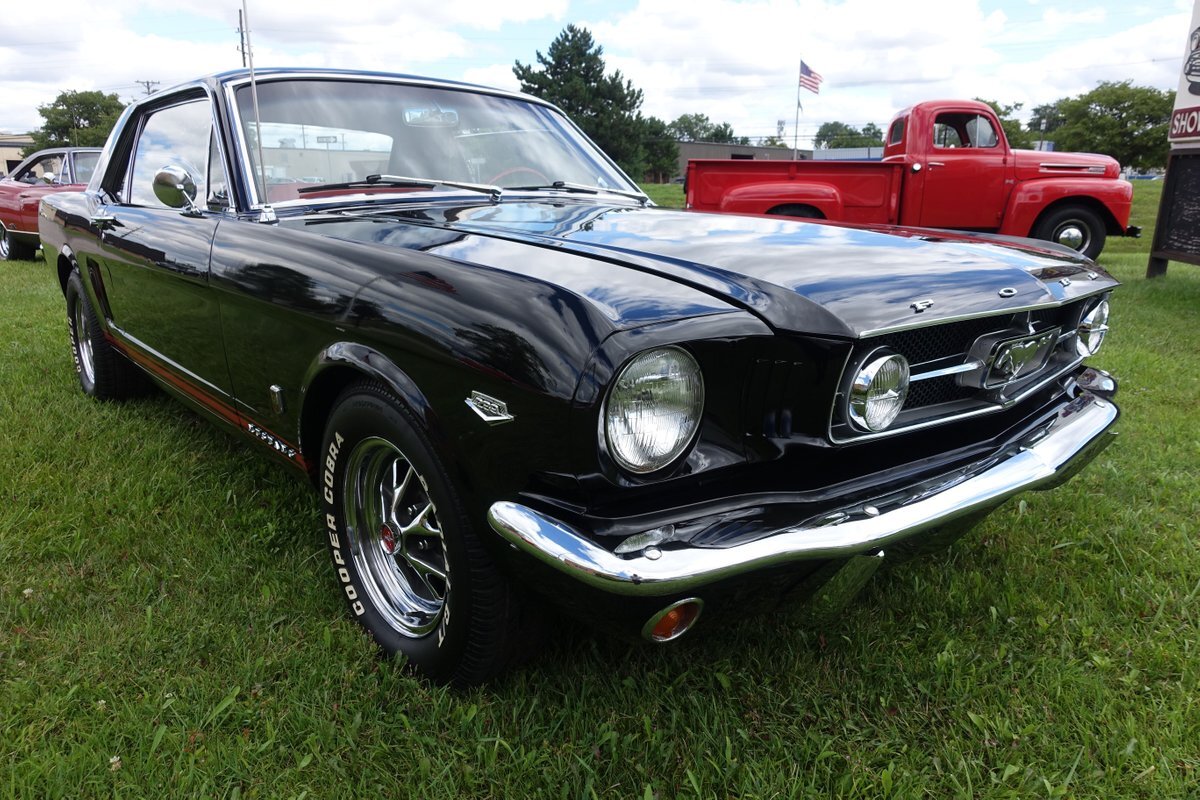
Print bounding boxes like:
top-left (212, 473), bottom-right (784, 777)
top-left (343, 437), bottom-right (448, 637)
top-left (0, 227), bottom-right (9, 259)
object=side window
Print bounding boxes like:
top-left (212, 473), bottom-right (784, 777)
top-left (128, 100), bottom-right (213, 207)
top-left (16, 154), bottom-right (64, 184)
top-left (72, 152), bottom-right (100, 185)
top-left (887, 118), bottom-right (904, 146)
top-left (932, 114), bottom-right (964, 148)
top-left (966, 115), bottom-right (999, 148)
top-left (207, 131), bottom-right (231, 211)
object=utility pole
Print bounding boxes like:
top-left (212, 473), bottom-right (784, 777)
top-left (135, 80), bottom-right (160, 96)
top-left (237, 9), bottom-right (248, 67)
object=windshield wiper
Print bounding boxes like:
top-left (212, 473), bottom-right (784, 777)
top-left (297, 174), bottom-right (501, 199)
top-left (509, 180), bottom-right (648, 204)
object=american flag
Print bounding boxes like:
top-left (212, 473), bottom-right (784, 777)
top-left (799, 61), bottom-right (823, 94)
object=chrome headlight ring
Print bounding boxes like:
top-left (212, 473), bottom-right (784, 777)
top-left (847, 349), bottom-right (911, 432)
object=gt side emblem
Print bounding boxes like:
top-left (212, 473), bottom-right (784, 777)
top-left (466, 391), bottom-right (515, 425)
top-left (998, 287), bottom-right (1018, 298)
top-left (910, 298), bottom-right (934, 313)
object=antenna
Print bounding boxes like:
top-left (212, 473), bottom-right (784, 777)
top-left (242, 0), bottom-right (269, 207)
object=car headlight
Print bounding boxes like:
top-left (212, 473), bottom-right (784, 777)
top-left (605, 347), bottom-right (704, 474)
top-left (1076, 299), bottom-right (1110, 357)
top-left (848, 351), bottom-right (910, 432)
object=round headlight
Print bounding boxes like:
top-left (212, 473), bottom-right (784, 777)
top-left (848, 352), bottom-right (910, 432)
top-left (1076, 299), bottom-right (1109, 357)
top-left (605, 347), bottom-right (704, 474)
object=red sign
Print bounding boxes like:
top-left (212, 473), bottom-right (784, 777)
top-left (1170, 105), bottom-right (1200, 140)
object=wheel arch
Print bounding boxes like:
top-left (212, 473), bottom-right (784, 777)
top-left (298, 342), bottom-right (441, 484)
top-left (1028, 196), bottom-right (1123, 237)
top-left (56, 246), bottom-right (77, 295)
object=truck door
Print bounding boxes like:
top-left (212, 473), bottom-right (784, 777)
top-left (918, 111), bottom-right (1010, 230)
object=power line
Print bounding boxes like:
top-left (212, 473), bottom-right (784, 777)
top-left (134, 80), bottom-right (160, 96)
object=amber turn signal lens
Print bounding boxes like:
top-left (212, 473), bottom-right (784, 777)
top-left (643, 598), bottom-right (704, 643)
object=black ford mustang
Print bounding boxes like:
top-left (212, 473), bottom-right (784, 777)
top-left (39, 69), bottom-right (1119, 686)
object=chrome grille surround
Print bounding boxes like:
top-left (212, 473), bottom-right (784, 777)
top-left (828, 295), bottom-right (1109, 443)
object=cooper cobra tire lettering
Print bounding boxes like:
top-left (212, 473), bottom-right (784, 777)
top-left (319, 381), bottom-right (525, 686)
top-left (324, 433), bottom-right (361, 615)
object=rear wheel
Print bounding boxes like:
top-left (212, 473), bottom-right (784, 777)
top-left (1033, 205), bottom-right (1106, 260)
top-left (65, 271), bottom-right (144, 400)
top-left (320, 382), bottom-right (525, 686)
top-left (1, 224), bottom-right (37, 261)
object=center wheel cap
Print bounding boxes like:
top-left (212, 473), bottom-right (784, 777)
top-left (380, 524), bottom-right (397, 555)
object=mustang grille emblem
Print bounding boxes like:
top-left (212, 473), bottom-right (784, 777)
top-left (988, 329), bottom-right (1059, 385)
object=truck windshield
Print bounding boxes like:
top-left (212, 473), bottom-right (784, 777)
top-left (233, 78), bottom-right (639, 206)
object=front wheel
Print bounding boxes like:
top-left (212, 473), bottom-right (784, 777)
top-left (320, 382), bottom-right (525, 686)
top-left (1032, 205), bottom-right (1106, 260)
top-left (1, 224), bottom-right (37, 261)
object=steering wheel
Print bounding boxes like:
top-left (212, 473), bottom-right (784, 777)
top-left (486, 167), bottom-right (549, 186)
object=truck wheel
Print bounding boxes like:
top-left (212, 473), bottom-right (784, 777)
top-left (1, 224), bottom-right (37, 261)
top-left (320, 381), bottom-right (525, 686)
top-left (766, 204), bottom-right (824, 220)
top-left (65, 271), bottom-right (145, 400)
top-left (1033, 206), bottom-right (1106, 260)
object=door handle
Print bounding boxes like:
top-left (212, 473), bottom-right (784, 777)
top-left (928, 161), bottom-right (946, 168)
top-left (90, 212), bottom-right (119, 231)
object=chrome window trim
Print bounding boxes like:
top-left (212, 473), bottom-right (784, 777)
top-left (218, 72), bottom-right (639, 211)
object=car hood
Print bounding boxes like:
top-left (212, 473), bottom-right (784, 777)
top-left (300, 198), bottom-right (1117, 338)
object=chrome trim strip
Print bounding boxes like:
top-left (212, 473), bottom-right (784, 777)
top-left (855, 287), bottom-right (1111, 338)
top-left (488, 389), bottom-right (1118, 596)
top-left (910, 359), bottom-right (982, 382)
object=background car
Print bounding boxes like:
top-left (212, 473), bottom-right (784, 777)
top-left (0, 146), bottom-right (100, 260)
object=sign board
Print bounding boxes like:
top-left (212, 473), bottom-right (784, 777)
top-left (1149, 0), bottom-right (1200, 277)
top-left (315, 135), bottom-right (338, 144)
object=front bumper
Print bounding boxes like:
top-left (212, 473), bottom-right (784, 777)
top-left (488, 373), bottom-right (1119, 598)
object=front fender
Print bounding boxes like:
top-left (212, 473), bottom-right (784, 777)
top-left (1000, 178), bottom-right (1133, 237)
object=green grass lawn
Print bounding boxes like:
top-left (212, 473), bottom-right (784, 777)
top-left (2, 183), bottom-right (1196, 798)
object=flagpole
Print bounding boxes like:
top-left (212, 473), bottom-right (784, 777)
top-left (793, 60), bottom-right (802, 160)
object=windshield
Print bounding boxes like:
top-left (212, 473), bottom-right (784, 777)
top-left (233, 78), bottom-right (639, 205)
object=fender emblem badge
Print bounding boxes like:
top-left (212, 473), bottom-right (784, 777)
top-left (466, 391), bottom-right (515, 425)
top-left (910, 298), bottom-right (934, 312)
top-left (998, 287), bottom-right (1018, 298)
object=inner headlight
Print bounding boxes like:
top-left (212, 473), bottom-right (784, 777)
top-left (848, 352), bottom-right (910, 432)
top-left (605, 347), bottom-right (704, 474)
top-left (1076, 299), bottom-right (1110, 356)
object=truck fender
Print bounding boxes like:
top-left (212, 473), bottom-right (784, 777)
top-left (720, 181), bottom-right (842, 219)
top-left (999, 178), bottom-right (1131, 238)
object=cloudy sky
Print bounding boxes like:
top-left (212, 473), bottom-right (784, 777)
top-left (0, 0), bottom-right (1189, 147)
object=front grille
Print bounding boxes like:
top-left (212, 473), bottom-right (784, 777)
top-left (827, 297), bottom-right (1102, 442)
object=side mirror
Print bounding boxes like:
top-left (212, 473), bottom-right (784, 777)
top-left (41, 172), bottom-right (57, 185)
top-left (152, 165), bottom-right (201, 215)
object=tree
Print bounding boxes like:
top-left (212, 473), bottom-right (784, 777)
top-left (514, 25), bottom-right (648, 176)
top-left (642, 116), bottom-right (679, 182)
top-left (814, 121), bottom-right (862, 148)
top-left (974, 99), bottom-right (1033, 149)
top-left (667, 114), bottom-right (744, 144)
top-left (1028, 101), bottom-right (1068, 138)
top-left (1053, 81), bottom-right (1173, 171)
top-left (860, 122), bottom-right (884, 147)
top-left (28, 90), bottom-right (125, 153)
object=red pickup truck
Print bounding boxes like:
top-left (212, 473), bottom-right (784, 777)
top-left (685, 99), bottom-right (1139, 259)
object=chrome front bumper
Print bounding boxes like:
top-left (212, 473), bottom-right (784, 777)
top-left (488, 383), bottom-right (1118, 598)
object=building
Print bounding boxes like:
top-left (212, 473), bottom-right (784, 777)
top-left (1, 134), bottom-right (36, 175)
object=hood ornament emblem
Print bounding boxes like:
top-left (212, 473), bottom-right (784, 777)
top-left (998, 287), bottom-right (1018, 298)
top-left (910, 298), bottom-right (934, 313)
